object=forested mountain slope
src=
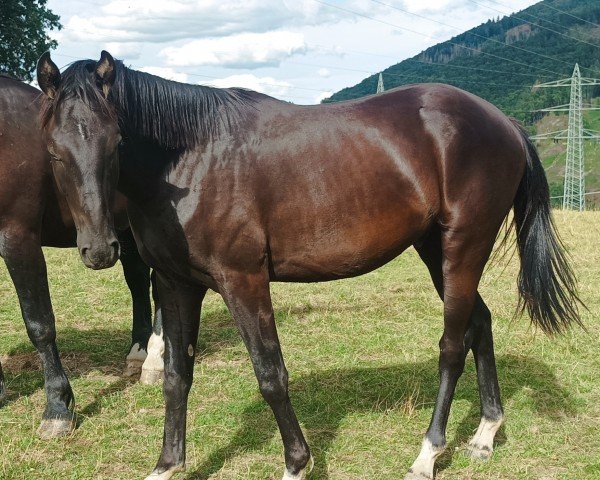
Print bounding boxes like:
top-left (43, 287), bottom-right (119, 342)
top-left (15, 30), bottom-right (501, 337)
top-left (325, 0), bottom-right (600, 123)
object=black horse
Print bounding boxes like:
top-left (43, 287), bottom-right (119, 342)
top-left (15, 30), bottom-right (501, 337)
top-left (36, 51), bottom-right (581, 480)
top-left (0, 74), bottom-right (163, 439)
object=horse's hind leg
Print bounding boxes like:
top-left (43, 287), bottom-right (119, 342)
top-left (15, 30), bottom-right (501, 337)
top-left (218, 270), bottom-right (312, 480)
top-left (466, 296), bottom-right (503, 459)
top-left (408, 227), bottom-right (499, 479)
top-left (1, 233), bottom-right (75, 438)
top-left (119, 228), bottom-right (153, 377)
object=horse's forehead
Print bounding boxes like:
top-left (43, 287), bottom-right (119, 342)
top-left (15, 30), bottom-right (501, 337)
top-left (55, 97), bottom-right (107, 129)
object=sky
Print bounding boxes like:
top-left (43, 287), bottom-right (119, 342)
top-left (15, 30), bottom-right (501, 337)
top-left (46, 0), bottom-right (541, 104)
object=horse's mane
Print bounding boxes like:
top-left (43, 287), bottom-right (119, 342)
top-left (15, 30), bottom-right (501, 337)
top-left (0, 73), bottom-right (22, 81)
top-left (40, 60), bottom-right (257, 150)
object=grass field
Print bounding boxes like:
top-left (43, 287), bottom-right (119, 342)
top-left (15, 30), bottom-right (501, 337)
top-left (0, 212), bottom-right (598, 480)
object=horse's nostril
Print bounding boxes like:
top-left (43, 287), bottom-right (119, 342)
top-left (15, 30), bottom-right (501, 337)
top-left (80, 246), bottom-right (89, 257)
top-left (110, 240), bottom-right (120, 257)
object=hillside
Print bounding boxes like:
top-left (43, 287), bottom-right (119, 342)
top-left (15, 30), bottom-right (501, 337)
top-left (325, 0), bottom-right (600, 119)
top-left (325, 0), bottom-right (600, 207)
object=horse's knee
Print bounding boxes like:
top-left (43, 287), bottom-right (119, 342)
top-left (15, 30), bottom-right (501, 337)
top-left (26, 320), bottom-right (56, 349)
top-left (258, 364), bottom-right (289, 405)
top-left (438, 339), bottom-right (466, 376)
top-left (163, 372), bottom-right (192, 402)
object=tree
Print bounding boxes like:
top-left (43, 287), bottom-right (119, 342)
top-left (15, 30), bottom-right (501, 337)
top-left (0, 0), bottom-right (61, 80)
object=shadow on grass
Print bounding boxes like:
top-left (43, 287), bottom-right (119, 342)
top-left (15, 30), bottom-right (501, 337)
top-left (0, 315), bottom-right (577, 479)
top-left (0, 308), bottom-right (241, 422)
top-left (186, 354), bottom-right (576, 480)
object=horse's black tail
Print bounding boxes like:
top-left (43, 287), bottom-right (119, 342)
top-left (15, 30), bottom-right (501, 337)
top-left (511, 119), bottom-right (583, 334)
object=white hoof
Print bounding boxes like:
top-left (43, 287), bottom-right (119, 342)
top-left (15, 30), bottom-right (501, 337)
top-left (406, 438), bottom-right (444, 480)
top-left (466, 416), bottom-right (503, 461)
top-left (141, 332), bottom-right (164, 384)
top-left (124, 343), bottom-right (148, 377)
top-left (282, 456), bottom-right (314, 480)
top-left (404, 471), bottom-right (432, 480)
top-left (144, 465), bottom-right (184, 480)
top-left (140, 368), bottom-right (164, 385)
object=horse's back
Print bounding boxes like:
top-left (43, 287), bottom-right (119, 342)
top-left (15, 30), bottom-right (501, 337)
top-left (243, 85), bottom-right (524, 280)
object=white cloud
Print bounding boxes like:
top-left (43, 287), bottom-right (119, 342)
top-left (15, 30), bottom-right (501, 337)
top-left (138, 66), bottom-right (189, 83)
top-left (47, 0), bottom-right (542, 105)
top-left (104, 42), bottom-right (143, 60)
top-left (401, 0), bottom-right (457, 13)
top-left (204, 74), bottom-right (292, 97)
top-left (61, 0), bottom-right (359, 44)
top-left (318, 68), bottom-right (331, 78)
top-left (161, 31), bottom-right (307, 68)
top-left (315, 90), bottom-right (334, 103)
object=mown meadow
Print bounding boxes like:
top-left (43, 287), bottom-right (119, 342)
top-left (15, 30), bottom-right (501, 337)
top-left (0, 212), bottom-right (598, 480)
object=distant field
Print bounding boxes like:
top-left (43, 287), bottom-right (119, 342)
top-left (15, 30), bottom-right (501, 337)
top-left (0, 212), bottom-right (598, 480)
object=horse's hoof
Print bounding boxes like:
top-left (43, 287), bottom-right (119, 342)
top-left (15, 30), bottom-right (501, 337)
top-left (465, 443), bottom-right (493, 461)
top-left (140, 368), bottom-right (163, 385)
top-left (124, 343), bottom-right (148, 377)
top-left (123, 359), bottom-right (145, 377)
top-left (37, 417), bottom-right (76, 439)
top-left (144, 465), bottom-right (185, 480)
top-left (403, 469), bottom-right (432, 480)
top-left (282, 456), bottom-right (314, 480)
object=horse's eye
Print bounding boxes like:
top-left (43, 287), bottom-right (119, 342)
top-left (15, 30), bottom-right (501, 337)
top-left (48, 146), bottom-right (62, 162)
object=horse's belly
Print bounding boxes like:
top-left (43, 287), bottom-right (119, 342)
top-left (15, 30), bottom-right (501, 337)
top-left (269, 206), bottom-right (430, 282)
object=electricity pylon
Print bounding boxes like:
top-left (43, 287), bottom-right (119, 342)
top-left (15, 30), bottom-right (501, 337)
top-left (531, 64), bottom-right (600, 211)
top-left (377, 73), bottom-right (385, 93)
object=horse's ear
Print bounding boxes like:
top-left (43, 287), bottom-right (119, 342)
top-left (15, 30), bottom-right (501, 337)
top-left (37, 52), bottom-right (61, 99)
top-left (95, 50), bottom-right (116, 98)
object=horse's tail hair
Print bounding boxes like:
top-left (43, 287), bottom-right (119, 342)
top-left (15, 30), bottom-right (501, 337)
top-left (510, 118), bottom-right (583, 335)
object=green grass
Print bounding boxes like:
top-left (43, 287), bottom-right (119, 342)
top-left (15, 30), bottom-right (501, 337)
top-left (0, 212), bottom-right (599, 479)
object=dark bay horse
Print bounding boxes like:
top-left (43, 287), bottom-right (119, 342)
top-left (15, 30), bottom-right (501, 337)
top-left (0, 75), bottom-right (164, 439)
top-left (36, 51), bottom-right (581, 480)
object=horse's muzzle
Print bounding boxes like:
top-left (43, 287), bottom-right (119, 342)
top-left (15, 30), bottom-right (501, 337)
top-left (79, 237), bottom-right (120, 270)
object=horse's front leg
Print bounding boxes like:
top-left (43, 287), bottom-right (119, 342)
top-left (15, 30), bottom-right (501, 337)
top-left (1, 232), bottom-right (75, 438)
top-left (219, 270), bottom-right (312, 480)
top-left (119, 228), bottom-right (153, 377)
top-left (141, 271), bottom-right (165, 385)
top-left (145, 273), bottom-right (205, 480)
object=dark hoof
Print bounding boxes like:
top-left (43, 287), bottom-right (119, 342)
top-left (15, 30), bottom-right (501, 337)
top-left (140, 368), bottom-right (163, 385)
top-left (37, 416), bottom-right (76, 439)
top-left (404, 469), bottom-right (432, 480)
top-left (465, 444), bottom-right (493, 461)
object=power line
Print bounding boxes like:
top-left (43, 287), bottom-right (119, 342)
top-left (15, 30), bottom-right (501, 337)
top-left (481, 0), bottom-right (589, 33)
top-left (313, 0), bottom-right (564, 77)
top-left (367, 0), bottom-right (581, 75)
top-left (467, 0), bottom-right (600, 53)
top-left (310, 43), bottom-right (553, 79)
top-left (540, 3), bottom-right (600, 29)
top-left (289, 60), bottom-right (530, 88)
